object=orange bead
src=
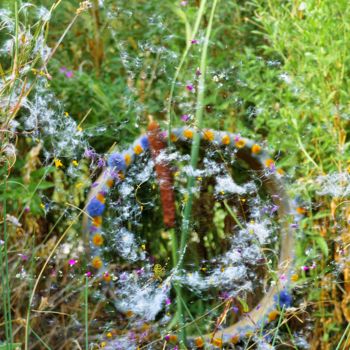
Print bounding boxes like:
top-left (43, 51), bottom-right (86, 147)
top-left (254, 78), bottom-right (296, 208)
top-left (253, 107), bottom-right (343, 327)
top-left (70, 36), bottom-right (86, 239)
top-left (203, 129), bottom-right (214, 141)
top-left (92, 233), bottom-right (104, 246)
top-left (91, 256), bottom-right (103, 269)
top-left (96, 193), bottom-right (105, 204)
top-left (195, 337), bottom-right (204, 348)
top-left (92, 216), bottom-right (102, 227)
top-left (183, 129), bottom-right (194, 139)
top-left (230, 335), bottom-right (239, 344)
top-left (134, 144), bottom-right (143, 155)
top-left (251, 144), bottom-right (261, 154)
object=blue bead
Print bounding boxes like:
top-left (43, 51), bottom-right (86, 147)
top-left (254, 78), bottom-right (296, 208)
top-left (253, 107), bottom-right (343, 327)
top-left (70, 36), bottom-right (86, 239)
top-left (139, 135), bottom-right (149, 150)
top-left (87, 197), bottom-right (105, 217)
top-left (108, 153), bottom-right (126, 170)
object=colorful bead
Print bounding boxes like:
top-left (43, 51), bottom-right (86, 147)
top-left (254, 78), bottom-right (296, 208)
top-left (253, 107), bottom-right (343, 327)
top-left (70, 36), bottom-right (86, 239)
top-left (251, 144), bottom-right (261, 154)
top-left (96, 192), bottom-right (106, 204)
top-left (134, 144), bottom-right (143, 155)
top-left (183, 129), bottom-right (194, 139)
top-left (221, 134), bottom-right (230, 145)
top-left (87, 197), bottom-right (105, 217)
top-left (92, 233), bottom-right (104, 246)
top-left (235, 139), bottom-right (246, 148)
top-left (203, 129), bottom-right (214, 141)
top-left (108, 153), bottom-right (126, 170)
top-left (91, 256), bottom-right (103, 269)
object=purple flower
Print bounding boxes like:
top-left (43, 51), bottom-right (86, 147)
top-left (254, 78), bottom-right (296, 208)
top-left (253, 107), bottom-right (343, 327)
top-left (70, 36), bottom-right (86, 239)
top-left (97, 157), bottom-right (106, 168)
top-left (84, 148), bottom-right (97, 159)
top-left (68, 259), bottom-right (77, 267)
top-left (59, 66), bottom-right (67, 73)
top-left (140, 135), bottom-right (149, 150)
top-left (195, 68), bottom-right (201, 76)
top-left (65, 70), bottom-right (74, 78)
top-left (274, 290), bottom-right (292, 308)
top-left (232, 306), bottom-right (239, 313)
top-left (191, 39), bottom-right (199, 44)
top-left (181, 114), bottom-right (190, 122)
top-left (86, 271), bottom-right (92, 277)
top-left (165, 298), bottom-right (171, 306)
top-left (180, 0), bottom-right (187, 5)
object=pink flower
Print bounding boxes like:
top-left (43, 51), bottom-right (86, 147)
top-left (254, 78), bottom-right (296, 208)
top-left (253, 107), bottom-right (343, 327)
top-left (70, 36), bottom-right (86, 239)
top-left (181, 114), bottom-right (190, 122)
top-left (180, 1), bottom-right (187, 6)
top-left (65, 70), bottom-right (74, 78)
top-left (68, 259), bottom-right (77, 267)
top-left (86, 271), bottom-right (92, 277)
top-left (186, 84), bottom-right (194, 92)
top-left (195, 68), bottom-right (201, 76)
top-left (191, 39), bottom-right (199, 44)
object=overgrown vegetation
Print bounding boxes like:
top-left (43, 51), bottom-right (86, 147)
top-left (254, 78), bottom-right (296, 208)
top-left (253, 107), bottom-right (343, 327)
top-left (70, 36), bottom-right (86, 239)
top-left (1, 0), bottom-right (350, 349)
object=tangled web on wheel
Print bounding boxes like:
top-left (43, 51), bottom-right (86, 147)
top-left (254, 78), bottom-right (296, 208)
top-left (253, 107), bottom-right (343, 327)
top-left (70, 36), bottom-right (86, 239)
top-left (83, 121), bottom-right (301, 349)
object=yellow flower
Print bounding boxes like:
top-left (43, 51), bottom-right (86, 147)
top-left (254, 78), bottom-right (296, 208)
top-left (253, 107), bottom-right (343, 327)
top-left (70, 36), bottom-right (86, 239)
top-left (211, 338), bottom-right (223, 348)
top-left (64, 112), bottom-right (69, 117)
top-left (103, 272), bottom-right (112, 283)
top-left (96, 193), bottom-right (105, 204)
top-left (170, 133), bottom-right (178, 142)
top-left (92, 216), bottom-right (102, 227)
top-left (265, 158), bottom-right (275, 168)
top-left (72, 160), bottom-right (79, 166)
top-left (77, 125), bottom-right (83, 132)
top-left (106, 332), bottom-right (113, 338)
top-left (75, 182), bottom-right (84, 189)
top-left (230, 335), bottom-right (239, 344)
top-left (54, 158), bottom-right (63, 168)
top-left (268, 309), bottom-right (279, 322)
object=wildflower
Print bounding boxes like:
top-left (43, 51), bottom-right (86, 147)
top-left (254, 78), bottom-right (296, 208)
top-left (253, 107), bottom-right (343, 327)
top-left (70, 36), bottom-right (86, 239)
top-left (203, 129), bottom-right (214, 141)
top-left (75, 182), bottom-right (84, 189)
top-left (291, 274), bottom-right (299, 282)
top-left (85, 271), bottom-right (92, 277)
top-left (84, 148), bottom-right (97, 159)
top-left (180, 1), bottom-right (188, 6)
top-left (72, 160), bottom-right (79, 166)
top-left (181, 114), bottom-right (190, 122)
top-left (251, 144), bottom-right (261, 154)
top-left (221, 134), bottom-right (230, 145)
top-left (65, 70), bottom-right (74, 78)
top-left (96, 193), bottom-right (106, 204)
top-left (64, 112), bottom-right (69, 117)
top-left (92, 233), bottom-right (104, 246)
top-left (91, 256), bottom-right (103, 269)
top-left (54, 158), bottom-right (63, 168)
top-left (124, 153), bottom-right (132, 166)
top-left (106, 332), bottom-right (112, 338)
top-left (106, 178), bottom-right (114, 188)
top-left (77, 125), bottom-right (83, 132)
top-left (183, 129), bottom-right (194, 139)
top-left (268, 309), bottom-right (279, 322)
top-left (186, 84), bottom-right (194, 92)
top-left (68, 259), bottom-right (77, 267)
top-left (191, 39), bottom-right (199, 44)
top-left (170, 133), bottom-right (178, 142)
top-left (165, 298), bottom-right (171, 306)
top-left (296, 207), bottom-right (306, 215)
top-left (169, 334), bottom-right (177, 343)
top-left (275, 290), bottom-right (292, 308)
top-left (97, 157), bottom-right (106, 168)
top-left (196, 67), bottom-right (201, 76)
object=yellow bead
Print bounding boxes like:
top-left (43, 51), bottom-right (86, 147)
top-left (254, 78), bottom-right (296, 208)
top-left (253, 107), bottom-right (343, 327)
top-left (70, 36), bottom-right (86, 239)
top-left (124, 153), bottom-right (132, 166)
top-left (235, 139), bottom-right (246, 148)
top-left (221, 134), bottom-right (230, 145)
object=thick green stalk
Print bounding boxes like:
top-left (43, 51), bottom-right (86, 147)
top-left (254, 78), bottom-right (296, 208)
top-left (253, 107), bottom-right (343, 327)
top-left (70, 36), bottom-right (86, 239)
top-left (177, 0), bottom-right (219, 345)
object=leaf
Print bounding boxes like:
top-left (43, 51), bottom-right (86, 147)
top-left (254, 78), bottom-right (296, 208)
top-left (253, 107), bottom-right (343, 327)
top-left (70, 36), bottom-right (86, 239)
top-left (314, 236), bottom-right (329, 257)
top-left (0, 344), bottom-right (22, 350)
top-left (237, 296), bottom-right (249, 313)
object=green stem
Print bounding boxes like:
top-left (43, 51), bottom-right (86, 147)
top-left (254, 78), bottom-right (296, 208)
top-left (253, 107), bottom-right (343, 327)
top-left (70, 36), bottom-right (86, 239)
top-left (84, 276), bottom-right (89, 350)
top-left (177, 0), bottom-right (219, 345)
top-left (167, 0), bottom-right (207, 144)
